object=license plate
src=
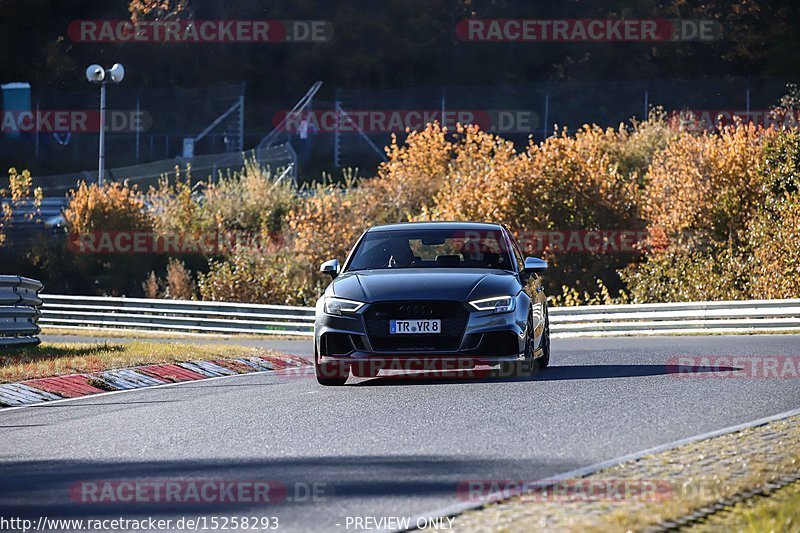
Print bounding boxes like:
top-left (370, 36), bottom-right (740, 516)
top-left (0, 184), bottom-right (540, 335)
top-left (389, 319), bottom-right (441, 334)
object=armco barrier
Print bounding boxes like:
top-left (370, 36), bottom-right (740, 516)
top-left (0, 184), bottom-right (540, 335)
top-left (37, 295), bottom-right (800, 338)
top-left (0, 276), bottom-right (43, 346)
top-left (549, 298), bottom-right (800, 336)
top-left (39, 294), bottom-right (315, 336)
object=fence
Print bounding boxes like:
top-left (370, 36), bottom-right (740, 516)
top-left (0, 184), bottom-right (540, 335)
top-left (1, 84), bottom-right (248, 176)
top-left (26, 142), bottom-right (298, 196)
top-left (37, 295), bottom-right (800, 338)
top-left (0, 276), bottom-right (43, 346)
top-left (331, 77), bottom-right (795, 169)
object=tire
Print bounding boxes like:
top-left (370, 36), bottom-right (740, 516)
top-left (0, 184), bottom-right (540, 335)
top-left (502, 315), bottom-right (535, 378)
top-left (315, 344), bottom-right (349, 386)
top-left (537, 310), bottom-right (551, 370)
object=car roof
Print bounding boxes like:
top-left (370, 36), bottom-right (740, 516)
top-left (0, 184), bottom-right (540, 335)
top-left (367, 221), bottom-right (505, 232)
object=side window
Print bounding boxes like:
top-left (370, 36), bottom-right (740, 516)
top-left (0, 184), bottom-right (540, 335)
top-left (508, 232), bottom-right (525, 272)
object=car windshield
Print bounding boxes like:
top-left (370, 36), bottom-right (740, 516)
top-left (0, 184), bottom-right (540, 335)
top-left (346, 228), bottom-right (513, 271)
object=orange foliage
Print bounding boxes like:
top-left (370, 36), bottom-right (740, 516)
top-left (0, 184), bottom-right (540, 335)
top-left (643, 122), bottom-right (774, 249)
top-left (65, 181), bottom-right (152, 233)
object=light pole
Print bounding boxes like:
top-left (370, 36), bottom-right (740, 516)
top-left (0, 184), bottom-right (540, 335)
top-left (85, 63), bottom-right (125, 186)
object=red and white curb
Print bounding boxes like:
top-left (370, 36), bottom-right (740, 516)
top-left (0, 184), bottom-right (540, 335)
top-left (0, 354), bottom-right (308, 407)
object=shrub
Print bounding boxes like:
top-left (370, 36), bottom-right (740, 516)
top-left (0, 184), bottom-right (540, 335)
top-left (30, 112), bottom-right (799, 305)
top-left (65, 180), bottom-right (152, 233)
top-left (748, 192), bottom-right (800, 298)
top-left (147, 160), bottom-right (297, 250)
top-left (643, 122), bottom-right (772, 251)
top-left (760, 129), bottom-right (800, 204)
top-left (747, 130), bottom-right (800, 298)
top-left (198, 247), bottom-right (322, 306)
top-left (203, 159), bottom-right (296, 234)
top-left (600, 108), bottom-right (674, 187)
top-left (289, 123), bottom-right (480, 271)
top-left (418, 123), bottom-right (529, 227)
top-left (286, 176), bottom-right (368, 273)
top-left (619, 247), bottom-right (751, 303)
top-left (1, 168), bottom-right (43, 246)
top-left (292, 121), bottom-right (650, 304)
top-left (549, 279), bottom-right (629, 307)
top-left (164, 258), bottom-right (196, 300)
top-left (422, 123), bottom-right (640, 231)
top-left (370, 122), bottom-right (451, 223)
top-left (142, 271), bottom-right (162, 299)
top-left (64, 181), bottom-right (154, 296)
top-left (146, 165), bottom-right (206, 236)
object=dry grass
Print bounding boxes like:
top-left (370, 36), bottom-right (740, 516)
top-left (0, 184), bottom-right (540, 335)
top-left (456, 415), bottom-right (800, 532)
top-left (593, 452), bottom-right (800, 532)
top-left (0, 341), bottom-right (292, 383)
top-left (687, 480), bottom-right (800, 533)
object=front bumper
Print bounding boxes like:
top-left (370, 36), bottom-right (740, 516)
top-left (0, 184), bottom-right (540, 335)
top-left (315, 300), bottom-right (527, 367)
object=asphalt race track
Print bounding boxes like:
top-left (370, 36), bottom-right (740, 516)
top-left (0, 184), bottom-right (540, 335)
top-left (1, 335), bottom-right (799, 532)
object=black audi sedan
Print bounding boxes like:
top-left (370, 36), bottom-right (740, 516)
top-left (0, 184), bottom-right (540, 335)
top-left (313, 221), bottom-right (550, 385)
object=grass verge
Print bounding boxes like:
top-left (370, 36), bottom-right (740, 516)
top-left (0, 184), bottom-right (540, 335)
top-left (455, 414), bottom-right (800, 532)
top-left (687, 479), bottom-right (800, 532)
top-left (0, 341), bottom-right (296, 383)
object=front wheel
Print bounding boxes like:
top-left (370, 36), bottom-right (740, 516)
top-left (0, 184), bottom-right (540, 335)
top-left (537, 310), bottom-right (551, 370)
top-left (501, 315), bottom-right (535, 378)
top-left (315, 345), bottom-right (349, 386)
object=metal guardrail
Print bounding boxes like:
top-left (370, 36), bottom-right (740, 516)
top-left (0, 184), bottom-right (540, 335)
top-left (37, 295), bottom-right (800, 338)
top-left (0, 276), bottom-right (43, 346)
top-left (40, 295), bottom-right (315, 337)
top-left (549, 298), bottom-right (800, 336)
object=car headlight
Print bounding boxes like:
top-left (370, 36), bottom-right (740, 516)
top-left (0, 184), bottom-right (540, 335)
top-left (324, 297), bottom-right (364, 316)
top-left (469, 295), bottom-right (515, 314)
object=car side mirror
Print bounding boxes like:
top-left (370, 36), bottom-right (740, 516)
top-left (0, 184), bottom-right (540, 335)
top-left (320, 259), bottom-right (340, 279)
top-left (523, 256), bottom-right (548, 273)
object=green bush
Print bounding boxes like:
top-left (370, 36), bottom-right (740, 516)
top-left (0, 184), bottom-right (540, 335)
top-left (619, 247), bottom-right (751, 303)
top-left (198, 247), bottom-right (322, 306)
top-left (747, 131), bottom-right (800, 298)
top-left (147, 160), bottom-right (296, 240)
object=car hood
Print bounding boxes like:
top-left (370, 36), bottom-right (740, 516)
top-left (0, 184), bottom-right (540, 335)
top-left (330, 268), bottom-right (520, 302)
